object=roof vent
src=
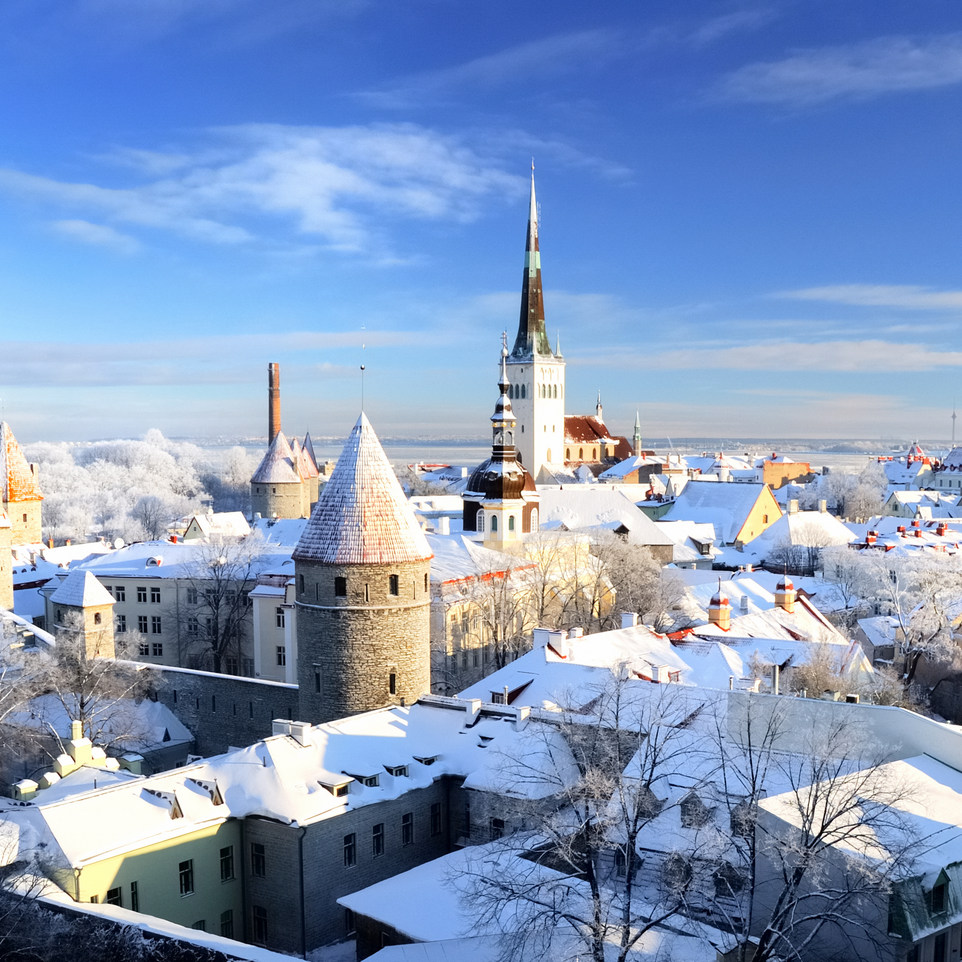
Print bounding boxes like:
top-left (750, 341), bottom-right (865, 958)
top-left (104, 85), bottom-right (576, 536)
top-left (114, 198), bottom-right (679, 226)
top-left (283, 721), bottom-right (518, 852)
top-left (146, 556), bottom-right (163, 567)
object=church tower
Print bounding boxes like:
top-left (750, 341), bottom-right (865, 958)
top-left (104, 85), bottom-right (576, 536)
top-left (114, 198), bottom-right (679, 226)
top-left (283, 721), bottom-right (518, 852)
top-left (293, 414), bottom-right (433, 723)
top-left (1, 421), bottom-right (43, 544)
top-left (463, 336), bottom-right (539, 549)
top-left (506, 166), bottom-right (565, 481)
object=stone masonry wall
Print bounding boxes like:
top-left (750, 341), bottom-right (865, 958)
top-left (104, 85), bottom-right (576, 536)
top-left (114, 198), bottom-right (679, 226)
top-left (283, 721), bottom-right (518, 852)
top-left (296, 559), bottom-right (431, 724)
top-left (243, 777), bottom-right (456, 955)
top-left (151, 665), bottom-right (298, 757)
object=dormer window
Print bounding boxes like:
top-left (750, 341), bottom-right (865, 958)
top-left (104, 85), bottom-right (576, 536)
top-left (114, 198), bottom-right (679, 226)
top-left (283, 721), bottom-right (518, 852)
top-left (931, 876), bottom-right (949, 914)
top-left (414, 754), bottom-right (439, 767)
top-left (385, 765), bottom-right (408, 777)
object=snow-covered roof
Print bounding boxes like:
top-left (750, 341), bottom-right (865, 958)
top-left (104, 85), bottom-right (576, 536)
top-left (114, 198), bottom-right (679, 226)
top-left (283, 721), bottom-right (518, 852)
top-left (293, 414), bottom-right (432, 565)
top-left (537, 488), bottom-right (673, 547)
top-left (183, 511), bottom-right (251, 539)
top-left (664, 480), bottom-right (777, 544)
top-left (250, 431), bottom-right (302, 485)
top-left (48, 570), bottom-right (115, 608)
top-left (0, 421), bottom-right (42, 504)
top-left (426, 534), bottom-right (530, 585)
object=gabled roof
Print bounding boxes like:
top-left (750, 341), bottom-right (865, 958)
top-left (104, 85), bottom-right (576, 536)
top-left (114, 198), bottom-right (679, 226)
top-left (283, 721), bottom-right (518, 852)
top-left (250, 431), bottom-right (302, 485)
top-left (1, 421), bottom-right (43, 503)
top-left (664, 480), bottom-right (778, 544)
top-left (293, 414), bottom-right (432, 565)
top-left (48, 570), bottom-right (115, 608)
top-left (537, 487), bottom-right (673, 547)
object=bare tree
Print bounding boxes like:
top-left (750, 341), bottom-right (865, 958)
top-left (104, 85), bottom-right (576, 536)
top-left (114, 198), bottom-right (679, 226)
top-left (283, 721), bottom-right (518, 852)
top-left (179, 536), bottom-right (267, 673)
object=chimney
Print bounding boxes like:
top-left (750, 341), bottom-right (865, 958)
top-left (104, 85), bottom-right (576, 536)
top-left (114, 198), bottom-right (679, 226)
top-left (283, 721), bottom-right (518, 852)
top-left (818, 499), bottom-right (827, 513)
top-left (708, 584), bottom-right (731, 630)
top-left (788, 499), bottom-right (799, 514)
top-left (771, 664), bottom-right (780, 695)
top-left (774, 577), bottom-right (796, 613)
top-left (437, 516), bottom-right (450, 536)
top-left (268, 362), bottom-right (281, 442)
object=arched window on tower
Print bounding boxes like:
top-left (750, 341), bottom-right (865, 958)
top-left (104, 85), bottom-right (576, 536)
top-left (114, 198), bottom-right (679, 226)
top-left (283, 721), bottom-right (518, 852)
top-left (553, 385), bottom-right (558, 398)
top-left (477, 513), bottom-right (484, 533)
top-left (508, 516), bottom-right (515, 531)
top-left (521, 385), bottom-right (526, 399)
top-left (491, 515), bottom-right (498, 532)
top-left (579, 447), bottom-right (584, 460)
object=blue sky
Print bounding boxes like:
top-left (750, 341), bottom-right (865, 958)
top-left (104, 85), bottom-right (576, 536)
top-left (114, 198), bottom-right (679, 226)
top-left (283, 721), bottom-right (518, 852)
top-left (2, 0), bottom-right (961, 443)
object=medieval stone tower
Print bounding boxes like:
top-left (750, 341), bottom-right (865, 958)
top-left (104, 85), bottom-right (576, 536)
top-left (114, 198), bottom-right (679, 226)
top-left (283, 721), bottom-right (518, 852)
top-left (293, 413), bottom-right (433, 723)
top-left (48, 569), bottom-right (116, 660)
top-left (506, 166), bottom-right (566, 481)
top-left (1, 421), bottom-right (43, 544)
top-left (250, 363), bottom-right (319, 520)
top-left (0, 511), bottom-right (12, 611)
top-left (462, 336), bottom-right (540, 549)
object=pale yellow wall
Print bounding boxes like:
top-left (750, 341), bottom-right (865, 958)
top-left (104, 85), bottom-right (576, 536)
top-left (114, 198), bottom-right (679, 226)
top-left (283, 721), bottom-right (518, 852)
top-left (734, 487), bottom-right (782, 545)
top-left (53, 820), bottom-right (243, 934)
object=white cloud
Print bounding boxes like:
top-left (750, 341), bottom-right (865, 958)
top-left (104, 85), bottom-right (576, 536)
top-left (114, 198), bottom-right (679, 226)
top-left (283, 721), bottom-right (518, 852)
top-left (357, 30), bottom-right (620, 109)
top-left (0, 123), bottom-right (523, 256)
top-left (577, 339), bottom-right (962, 373)
top-left (776, 284), bottom-right (962, 310)
top-left (716, 33), bottom-right (962, 106)
top-left (51, 219), bottom-right (140, 254)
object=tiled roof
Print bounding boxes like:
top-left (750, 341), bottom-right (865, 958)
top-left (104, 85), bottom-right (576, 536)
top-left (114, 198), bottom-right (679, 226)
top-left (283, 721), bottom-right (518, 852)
top-left (293, 414), bottom-right (432, 565)
top-left (1, 422), bottom-right (43, 503)
top-left (250, 431), bottom-right (301, 484)
top-left (298, 434), bottom-right (319, 479)
top-left (49, 570), bottom-right (115, 608)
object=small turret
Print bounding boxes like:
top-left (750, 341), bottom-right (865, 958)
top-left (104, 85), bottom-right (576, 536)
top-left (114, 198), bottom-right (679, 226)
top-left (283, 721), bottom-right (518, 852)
top-left (708, 581), bottom-right (731, 630)
top-left (774, 575), bottom-right (796, 614)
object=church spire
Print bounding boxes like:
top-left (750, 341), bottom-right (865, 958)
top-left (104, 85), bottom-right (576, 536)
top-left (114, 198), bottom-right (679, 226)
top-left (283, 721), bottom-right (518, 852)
top-left (633, 410), bottom-right (643, 456)
top-left (511, 163), bottom-right (552, 358)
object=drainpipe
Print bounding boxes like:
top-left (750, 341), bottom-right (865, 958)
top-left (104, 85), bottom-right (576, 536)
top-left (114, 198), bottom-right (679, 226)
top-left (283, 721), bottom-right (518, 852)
top-left (298, 826), bottom-right (308, 958)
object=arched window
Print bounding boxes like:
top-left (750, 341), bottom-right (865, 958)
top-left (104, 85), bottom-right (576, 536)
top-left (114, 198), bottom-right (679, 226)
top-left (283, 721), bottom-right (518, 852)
top-left (553, 385), bottom-right (558, 398)
top-left (566, 448), bottom-right (571, 459)
top-left (521, 385), bottom-right (526, 399)
top-left (477, 513), bottom-right (484, 532)
top-left (94, 612), bottom-right (102, 625)
top-left (531, 509), bottom-right (539, 531)
top-left (592, 447), bottom-right (598, 459)
top-left (506, 431), bottom-right (513, 445)
top-left (508, 516), bottom-right (515, 531)
top-left (491, 515), bottom-right (498, 532)
top-left (579, 447), bottom-right (584, 459)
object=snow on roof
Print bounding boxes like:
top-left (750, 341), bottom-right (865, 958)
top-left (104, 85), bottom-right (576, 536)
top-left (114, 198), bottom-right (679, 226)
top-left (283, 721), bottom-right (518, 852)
top-left (664, 480), bottom-right (775, 544)
top-left (597, 455), bottom-right (660, 481)
top-left (338, 843), bottom-right (574, 942)
top-left (184, 512), bottom-right (251, 539)
top-left (293, 414), bottom-right (432, 565)
top-left (252, 517), bottom-right (308, 546)
top-left (747, 509), bottom-right (855, 554)
top-left (48, 569), bottom-right (115, 608)
top-left (426, 534), bottom-right (530, 584)
top-left (0, 421), bottom-right (42, 503)
top-left (250, 431), bottom-right (302, 485)
top-left (537, 487), bottom-right (673, 546)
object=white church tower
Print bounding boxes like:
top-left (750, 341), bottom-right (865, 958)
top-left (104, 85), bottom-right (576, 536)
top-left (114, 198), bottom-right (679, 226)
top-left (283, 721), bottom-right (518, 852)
top-left (506, 165), bottom-right (565, 481)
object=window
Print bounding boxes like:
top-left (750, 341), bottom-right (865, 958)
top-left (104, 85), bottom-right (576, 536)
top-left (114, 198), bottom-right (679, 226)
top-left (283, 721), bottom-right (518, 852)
top-left (94, 611), bottom-right (102, 625)
top-left (314, 665), bottom-right (321, 693)
top-left (150, 587), bottom-right (161, 604)
top-left (137, 615), bottom-right (148, 633)
top-left (252, 906), bottom-right (268, 946)
top-left (151, 616), bottom-right (162, 634)
top-left (114, 585), bottom-right (126, 602)
top-left (226, 656), bottom-right (238, 675)
top-left (186, 616), bottom-right (199, 636)
top-left (424, 573), bottom-right (428, 592)
top-left (477, 513), bottom-right (484, 532)
top-left (508, 515), bottom-right (515, 531)
top-left (151, 642), bottom-right (163, 657)
top-left (220, 845), bottom-right (234, 882)
top-left (932, 879), bottom-right (948, 914)
top-left (178, 859), bottom-right (194, 896)
top-left (192, 921), bottom-right (206, 932)
top-left (250, 842), bottom-right (266, 877)
top-left (89, 895), bottom-right (98, 903)
top-left (275, 606), bottom-right (285, 628)
top-left (137, 586), bottom-right (147, 603)
top-left (364, 583), bottom-right (370, 602)
top-left (431, 802), bottom-right (442, 836)
top-left (401, 812), bottom-right (414, 846)
top-left (130, 881), bottom-right (139, 912)
top-left (334, 576), bottom-right (347, 597)
top-left (116, 614), bottom-right (127, 633)
top-left (345, 908), bottom-right (356, 936)
top-left (491, 515), bottom-right (498, 532)
top-left (389, 672), bottom-right (396, 695)
top-left (385, 765), bottom-right (407, 777)
top-left (343, 832), bottom-right (356, 867)
top-left (220, 910), bottom-right (233, 939)
top-left (106, 886), bottom-right (122, 906)
top-left (139, 640), bottom-right (149, 656)
top-left (464, 799), bottom-right (471, 836)
top-left (389, 574), bottom-right (399, 596)
top-left (614, 846), bottom-right (628, 878)
top-left (372, 823), bottom-right (384, 857)
top-left (186, 587), bottom-right (198, 605)
top-left (298, 574), bottom-right (305, 593)
top-left (490, 817), bottom-right (504, 839)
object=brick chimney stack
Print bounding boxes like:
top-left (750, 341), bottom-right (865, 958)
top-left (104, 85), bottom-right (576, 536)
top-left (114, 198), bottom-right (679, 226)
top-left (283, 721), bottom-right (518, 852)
top-left (268, 362), bottom-right (281, 442)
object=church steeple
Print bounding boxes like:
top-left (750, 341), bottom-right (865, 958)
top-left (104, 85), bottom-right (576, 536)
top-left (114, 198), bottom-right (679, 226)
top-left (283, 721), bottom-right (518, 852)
top-left (511, 164), bottom-right (553, 358)
top-left (633, 410), bottom-right (643, 457)
top-left (491, 333), bottom-right (518, 458)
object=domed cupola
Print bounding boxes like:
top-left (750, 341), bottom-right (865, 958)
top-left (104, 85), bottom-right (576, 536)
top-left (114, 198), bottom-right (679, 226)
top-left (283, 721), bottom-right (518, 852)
top-left (463, 336), bottom-right (539, 546)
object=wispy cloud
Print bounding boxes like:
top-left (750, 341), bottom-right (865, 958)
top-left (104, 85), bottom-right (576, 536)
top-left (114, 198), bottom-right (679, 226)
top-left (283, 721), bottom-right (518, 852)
top-left (715, 33), bottom-right (962, 106)
top-left (51, 219), bottom-right (140, 253)
top-left (776, 284), bottom-right (962, 310)
top-left (0, 123), bottom-right (523, 257)
top-left (357, 30), bottom-right (620, 109)
top-left (579, 339), bottom-right (962, 373)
